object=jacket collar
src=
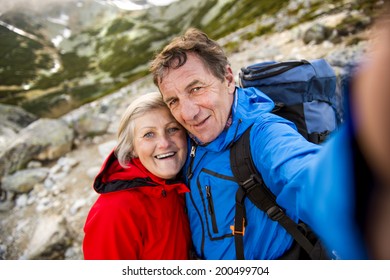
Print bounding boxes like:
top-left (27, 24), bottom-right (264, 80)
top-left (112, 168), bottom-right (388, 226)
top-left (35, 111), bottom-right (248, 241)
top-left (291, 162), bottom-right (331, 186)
top-left (93, 150), bottom-right (188, 194)
top-left (200, 87), bottom-right (275, 152)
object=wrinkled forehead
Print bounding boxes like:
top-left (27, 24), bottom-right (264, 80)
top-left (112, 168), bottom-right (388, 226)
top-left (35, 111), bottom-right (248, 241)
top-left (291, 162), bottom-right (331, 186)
top-left (157, 51), bottom-right (200, 83)
top-left (159, 58), bottom-right (212, 94)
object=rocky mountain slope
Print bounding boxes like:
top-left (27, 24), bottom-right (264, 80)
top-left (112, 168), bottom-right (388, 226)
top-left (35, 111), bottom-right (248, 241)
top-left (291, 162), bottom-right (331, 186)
top-left (0, 0), bottom-right (377, 118)
top-left (0, 0), bottom-right (384, 259)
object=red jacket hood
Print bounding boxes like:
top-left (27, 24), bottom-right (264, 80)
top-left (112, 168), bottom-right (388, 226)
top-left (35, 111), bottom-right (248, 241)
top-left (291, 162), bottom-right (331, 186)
top-left (93, 150), bottom-right (189, 195)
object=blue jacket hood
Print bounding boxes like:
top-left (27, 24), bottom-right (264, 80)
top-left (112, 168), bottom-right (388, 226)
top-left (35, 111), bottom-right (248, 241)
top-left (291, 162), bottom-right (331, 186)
top-left (204, 87), bottom-right (275, 152)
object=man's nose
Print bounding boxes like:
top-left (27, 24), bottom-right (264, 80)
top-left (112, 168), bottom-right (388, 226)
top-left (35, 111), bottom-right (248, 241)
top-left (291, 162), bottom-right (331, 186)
top-left (179, 98), bottom-right (199, 121)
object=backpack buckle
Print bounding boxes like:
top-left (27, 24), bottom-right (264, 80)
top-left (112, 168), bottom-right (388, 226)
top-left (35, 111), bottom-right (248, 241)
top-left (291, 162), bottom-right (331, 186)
top-left (230, 218), bottom-right (246, 236)
top-left (266, 206), bottom-right (285, 221)
top-left (241, 175), bottom-right (259, 192)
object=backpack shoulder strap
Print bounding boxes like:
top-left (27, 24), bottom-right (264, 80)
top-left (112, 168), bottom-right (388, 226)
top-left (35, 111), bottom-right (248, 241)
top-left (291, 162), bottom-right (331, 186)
top-left (230, 126), bottom-right (315, 259)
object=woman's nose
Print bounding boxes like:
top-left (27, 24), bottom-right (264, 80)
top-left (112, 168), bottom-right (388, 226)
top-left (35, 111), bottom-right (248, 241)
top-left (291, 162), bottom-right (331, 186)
top-left (157, 134), bottom-right (171, 148)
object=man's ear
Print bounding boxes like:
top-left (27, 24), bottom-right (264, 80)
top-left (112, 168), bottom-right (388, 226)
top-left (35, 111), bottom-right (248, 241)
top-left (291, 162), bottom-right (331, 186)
top-left (225, 65), bottom-right (235, 90)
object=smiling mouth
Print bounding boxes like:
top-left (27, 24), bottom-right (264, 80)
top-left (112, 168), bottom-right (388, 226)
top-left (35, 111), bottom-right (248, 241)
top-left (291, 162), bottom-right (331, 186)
top-left (194, 116), bottom-right (209, 128)
top-left (155, 152), bottom-right (176, 159)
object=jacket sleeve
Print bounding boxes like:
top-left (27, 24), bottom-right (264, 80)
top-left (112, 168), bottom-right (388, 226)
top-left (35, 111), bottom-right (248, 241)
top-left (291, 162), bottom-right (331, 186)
top-left (251, 114), bottom-right (367, 259)
top-left (295, 124), bottom-right (368, 259)
top-left (250, 114), bottom-right (321, 209)
top-left (82, 193), bottom-right (142, 260)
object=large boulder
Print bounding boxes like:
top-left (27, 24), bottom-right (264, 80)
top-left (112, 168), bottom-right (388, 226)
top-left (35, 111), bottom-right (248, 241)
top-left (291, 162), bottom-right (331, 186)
top-left (0, 104), bottom-right (38, 152)
top-left (0, 118), bottom-right (75, 178)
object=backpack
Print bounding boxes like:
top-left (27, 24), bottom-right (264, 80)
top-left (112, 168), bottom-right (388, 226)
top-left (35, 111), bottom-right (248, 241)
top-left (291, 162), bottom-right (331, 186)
top-left (229, 59), bottom-right (338, 260)
top-left (239, 59), bottom-right (339, 143)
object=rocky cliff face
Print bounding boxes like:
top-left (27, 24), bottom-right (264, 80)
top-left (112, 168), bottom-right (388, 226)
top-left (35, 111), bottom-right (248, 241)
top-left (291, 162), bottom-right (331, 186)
top-left (0, 0), bottom-right (384, 259)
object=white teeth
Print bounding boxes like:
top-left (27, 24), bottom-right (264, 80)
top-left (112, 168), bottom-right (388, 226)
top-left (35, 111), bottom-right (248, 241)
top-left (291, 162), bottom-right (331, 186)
top-left (155, 152), bottom-right (175, 159)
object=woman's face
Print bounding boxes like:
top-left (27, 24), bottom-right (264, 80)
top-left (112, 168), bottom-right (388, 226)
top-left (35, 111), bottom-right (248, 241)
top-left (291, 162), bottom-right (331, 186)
top-left (133, 107), bottom-right (187, 179)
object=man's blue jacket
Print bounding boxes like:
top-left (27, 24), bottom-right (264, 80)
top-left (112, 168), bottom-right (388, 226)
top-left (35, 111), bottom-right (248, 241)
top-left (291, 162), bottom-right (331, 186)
top-left (184, 86), bottom-right (323, 259)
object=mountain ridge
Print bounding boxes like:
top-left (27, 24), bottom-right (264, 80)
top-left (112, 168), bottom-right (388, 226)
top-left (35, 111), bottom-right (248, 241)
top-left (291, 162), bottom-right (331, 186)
top-left (0, 0), bottom-right (379, 118)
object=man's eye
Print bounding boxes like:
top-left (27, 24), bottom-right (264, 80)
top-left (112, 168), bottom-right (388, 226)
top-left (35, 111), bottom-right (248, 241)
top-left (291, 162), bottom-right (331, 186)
top-left (191, 87), bottom-right (201, 93)
top-left (168, 99), bottom-right (177, 108)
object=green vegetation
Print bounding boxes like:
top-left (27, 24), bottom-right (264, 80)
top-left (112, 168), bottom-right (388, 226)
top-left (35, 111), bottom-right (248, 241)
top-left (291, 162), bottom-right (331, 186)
top-left (106, 18), bottom-right (135, 36)
top-left (0, 89), bottom-right (26, 104)
top-left (241, 24), bottom-right (274, 42)
top-left (202, 0), bottom-right (289, 39)
top-left (98, 26), bottom-right (168, 79)
top-left (0, 11), bottom-right (45, 40)
top-left (334, 14), bottom-right (371, 36)
top-left (33, 52), bottom-right (90, 89)
top-left (21, 83), bottom-right (111, 118)
top-left (0, 26), bottom-right (46, 85)
top-left (188, 0), bottom-right (218, 29)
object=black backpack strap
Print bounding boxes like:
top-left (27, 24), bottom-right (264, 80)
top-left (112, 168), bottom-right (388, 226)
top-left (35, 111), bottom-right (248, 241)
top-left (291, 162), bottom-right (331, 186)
top-left (308, 130), bottom-right (331, 144)
top-left (230, 126), bottom-right (315, 259)
top-left (232, 186), bottom-right (246, 260)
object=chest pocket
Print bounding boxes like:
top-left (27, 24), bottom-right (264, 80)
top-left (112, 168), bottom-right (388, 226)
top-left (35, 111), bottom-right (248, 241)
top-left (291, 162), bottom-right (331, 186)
top-left (197, 167), bottom-right (238, 240)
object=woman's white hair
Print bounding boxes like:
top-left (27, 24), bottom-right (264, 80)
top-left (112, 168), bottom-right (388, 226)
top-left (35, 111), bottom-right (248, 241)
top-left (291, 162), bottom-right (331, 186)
top-left (115, 91), bottom-right (167, 167)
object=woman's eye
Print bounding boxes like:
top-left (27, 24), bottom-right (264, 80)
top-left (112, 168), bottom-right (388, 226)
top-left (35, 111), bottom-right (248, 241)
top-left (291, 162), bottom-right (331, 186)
top-left (143, 132), bottom-right (154, 138)
top-left (167, 127), bottom-right (179, 134)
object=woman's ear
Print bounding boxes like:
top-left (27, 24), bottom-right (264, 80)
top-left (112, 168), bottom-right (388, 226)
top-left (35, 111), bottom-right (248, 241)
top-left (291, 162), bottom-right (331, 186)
top-left (131, 150), bottom-right (138, 158)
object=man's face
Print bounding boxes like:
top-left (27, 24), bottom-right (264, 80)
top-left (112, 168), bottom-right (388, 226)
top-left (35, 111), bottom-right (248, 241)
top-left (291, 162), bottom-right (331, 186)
top-left (158, 53), bottom-right (235, 144)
